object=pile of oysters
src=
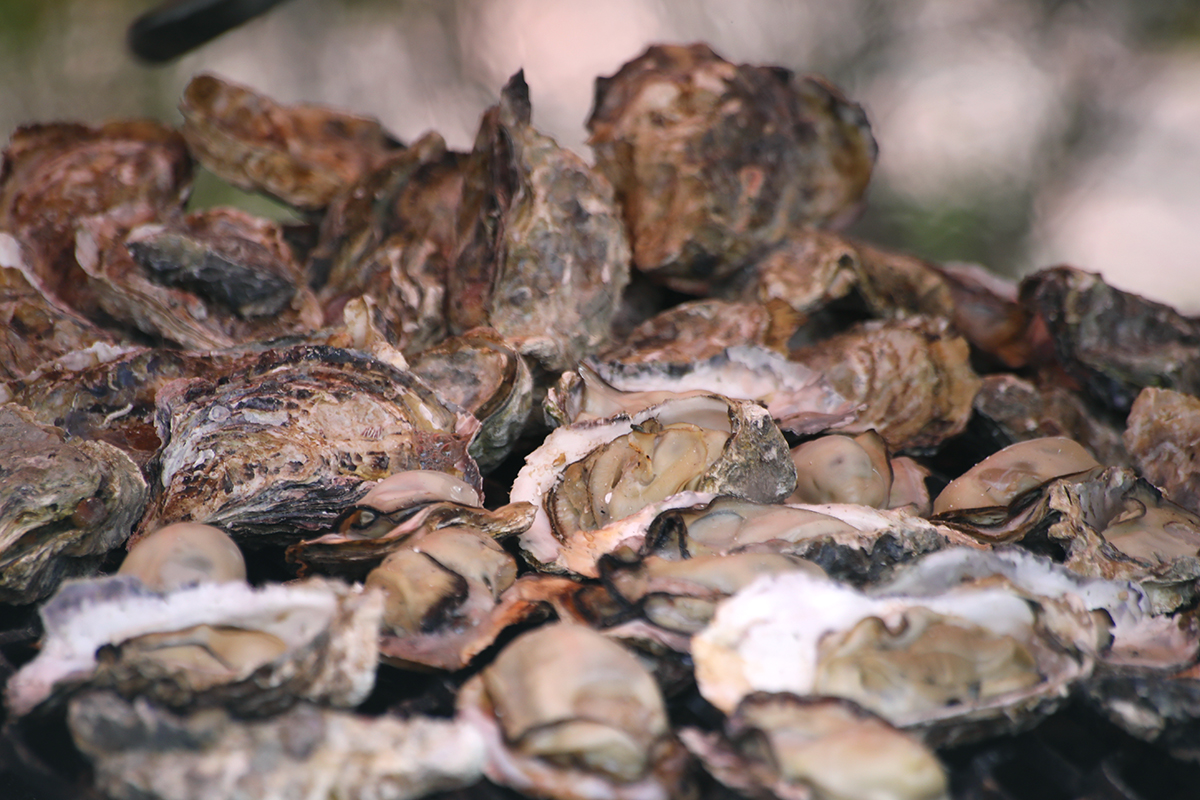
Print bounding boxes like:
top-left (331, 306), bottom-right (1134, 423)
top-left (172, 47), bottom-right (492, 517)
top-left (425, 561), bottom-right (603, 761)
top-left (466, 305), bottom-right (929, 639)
top-left (3, 42), bottom-right (1200, 800)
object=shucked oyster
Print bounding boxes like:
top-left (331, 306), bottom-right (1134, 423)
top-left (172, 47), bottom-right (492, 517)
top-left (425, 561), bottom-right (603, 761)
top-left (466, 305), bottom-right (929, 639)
top-left (588, 43), bottom-right (876, 294)
top-left (680, 693), bottom-right (949, 800)
top-left (179, 73), bottom-right (402, 210)
top-left (69, 691), bottom-right (485, 800)
top-left (118, 522), bottom-right (246, 593)
top-left (457, 622), bottom-right (692, 800)
top-left (693, 571), bottom-right (1095, 747)
top-left (512, 395), bottom-right (796, 574)
top-left (6, 574), bottom-right (381, 718)
top-left (138, 345), bottom-right (480, 544)
top-left (0, 404), bottom-right (147, 604)
top-left (452, 71), bottom-right (631, 373)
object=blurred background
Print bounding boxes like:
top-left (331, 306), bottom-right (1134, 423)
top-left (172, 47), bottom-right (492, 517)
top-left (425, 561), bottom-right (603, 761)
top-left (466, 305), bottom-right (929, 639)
top-left (2, 0), bottom-right (1199, 308)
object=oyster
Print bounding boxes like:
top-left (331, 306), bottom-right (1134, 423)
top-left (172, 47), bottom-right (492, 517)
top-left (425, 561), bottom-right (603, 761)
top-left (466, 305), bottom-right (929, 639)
top-left (69, 691), bottom-right (485, 800)
top-left (6, 575), bottom-right (381, 718)
top-left (138, 345), bottom-right (480, 544)
top-left (1125, 387), bottom-right (1200, 516)
top-left (457, 622), bottom-right (691, 800)
top-left (409, 328), bottom-right (534, 473)
top-left (512, 395), bottom-right (795, 574)
top-left (1021, 266), bottom-right (1200, 415)
top-left (0, 404), bottom-right (147, 604)
top-left (790, 317), bottom-right (981, 451)
top-left (547, 345), bottom-right (856, 435)
top-left (452, 71), bottom-right (631, 373)
top-left (179, 74), bottom-right (402, 210)
top-left (932, 436), bottom-right (1101, 515)
top-left (117, 523), bottom-right (246, 593)
top-left (588, 43), bottom-right (876, 293)
top-left (601, 298), bottom-right (797, 363)
top-left (286, 470), bottom-right (534, 579)
top-left (74, 208), bottom-right (322, 350)
top-left (680, 693), bottom-right (949, 800)
top-left (789, 432), bottom-right (892, 508)
top-left (692, 571), bottom-right (1095, 746)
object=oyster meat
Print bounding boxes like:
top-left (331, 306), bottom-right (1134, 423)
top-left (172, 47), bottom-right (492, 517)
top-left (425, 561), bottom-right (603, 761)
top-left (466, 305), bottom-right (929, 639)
top-left (0, 404), bottom-right (147, 604)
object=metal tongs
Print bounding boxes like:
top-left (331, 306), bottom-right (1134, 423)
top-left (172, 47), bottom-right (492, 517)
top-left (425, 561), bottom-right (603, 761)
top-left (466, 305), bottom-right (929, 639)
top-left (128, 0), bottom-right (293, 63)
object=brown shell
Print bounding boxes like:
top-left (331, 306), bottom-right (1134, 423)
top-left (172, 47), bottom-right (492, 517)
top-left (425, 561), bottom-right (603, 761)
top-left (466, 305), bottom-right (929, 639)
top-left (179, 74), bottom-right (401, 210)
top-left (588, 43), bottom-right (876, 293)
top-left (452, 71), bottom-right (631, 373)
top-left (1125, 387), bottom-right (1200, 515)
top-left (601, 298), bottom-right (798, 363)
top-left (137, 346), bottom-right (480, 544)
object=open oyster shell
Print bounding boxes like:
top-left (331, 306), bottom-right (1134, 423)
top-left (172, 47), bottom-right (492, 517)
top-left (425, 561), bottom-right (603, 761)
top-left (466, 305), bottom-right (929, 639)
top-left (512, 395), bottom-right (795, 575)
top-left (69, 691), bottom-right (484, 800)
top-left (452, 71), bottom-right (631, 374)
top-left (588, 43), bottom-right (876, 293)
top-left (0, 404), bottom-right (147, 604)
top-left (457, 622), bottom-right (692, 800)
top-left (680, 693), bottom-right (949, 800)
top-left (5, 574), bottom-right (381, 718)
top-left (137, 345), bottom-right (480, 544)
top-left (179, 73), bottom-right (402, 210)
top-left (693, 571), bottom-right (1095, 747)
top-left (546, 345), bottom-right (856, 435)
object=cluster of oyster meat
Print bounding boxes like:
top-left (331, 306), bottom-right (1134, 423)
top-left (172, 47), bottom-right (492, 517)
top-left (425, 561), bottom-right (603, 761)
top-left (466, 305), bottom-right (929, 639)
top-left (3, 41), bottom-right (1200, 800)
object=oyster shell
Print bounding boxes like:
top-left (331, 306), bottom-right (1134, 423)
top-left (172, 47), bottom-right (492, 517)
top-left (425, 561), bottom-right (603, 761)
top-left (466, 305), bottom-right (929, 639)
top-left (1125, 387), bottom-right (1200, 516)
top-left (452, 71), bottom-right (631, 373)
top-left (6, 575), bottom-right (381, 718)
top-left (457, 622), bottom-right (692, 800)
top-left (680, 693), bottom-right (949, 800)
top-left (546, 345), bottom-right (856, 435)
top-left (692, 571), bottom-right (1095, 747)
top-left (790, 317), bottom-right (981, 451)
top-left (0, 404), bottom-right (147, 604)
top-left (1021, 266), bottom-right (1200, 415)
top-left (601, 298), bottom-right (797, 363)
top-left (588, 43), bottom-right (876, 293)
top-left (409, 328), bottom-right (534, 473)
top-left (74, 208), bottom-right (322, 350)
top-left (179, 74), bottom-right (401, 210)
top-left (138, 345), bottom-right (480, 544)
top-left (512, 395), bottom-right (796, 574)
top-left (69, 691), bottom-right (485, 800)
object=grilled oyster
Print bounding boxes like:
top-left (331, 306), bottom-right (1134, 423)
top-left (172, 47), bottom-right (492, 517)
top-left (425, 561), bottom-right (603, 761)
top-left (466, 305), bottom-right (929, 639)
top-left (680, 693), bottom-right (949, 800)
top-left (452, 71), bottom-right (630, 373)
top-left (179, 73), bottom-right (402, 210)
top-left (457, 622), bottom-right (692, 800)
top-left (512, 395), bottom-right (795, 574)
top-left (69, 691), bottom-right (485, 800)
top-left (0, 404), bottom-right (147, 604)
top-left (588, 43), bottom-right (876, 293)
top-left (286, 470), bottom-right (534, 579)
top-left (137, 345), bottom-right (480, 544)
top-left (6, 575), bottom-right (381, 718)
top-left (409, 328), bottom-right (534, 473)
top-left (790, 317), bottom-right (981, 451)
top-left (546, 345), bottom-right (856, 435)
top-left (693, 571), bottom-right (1096, 747)
top-left (117, 523), bottom-right (246, 593)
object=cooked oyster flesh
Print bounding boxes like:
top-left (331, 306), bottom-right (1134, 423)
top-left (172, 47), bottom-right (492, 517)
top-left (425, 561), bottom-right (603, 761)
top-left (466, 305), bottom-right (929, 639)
top-left (933, 436), bottom-right (1100, 515)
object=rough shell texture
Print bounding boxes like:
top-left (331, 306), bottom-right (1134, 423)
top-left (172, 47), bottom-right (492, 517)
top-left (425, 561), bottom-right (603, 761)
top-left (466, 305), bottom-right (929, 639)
top-left (587, 43), bottom-right (876, 293)
top-left (179, 74), bottom-right (401, 210)
top-left (6, 575), bottom-right (382, 718)
top-left (69, 691), bottom-right (485, 800)
top-left (791, 316), bottom-right (981, 451)
top-left (0, 404), bottom-right (147, 604)
top-left (452, 71), bottom-right (631, 373)
top-left (1125, 387), bottom-right (1200, 517)
top-left (1021, 266), bottom-right (1200, 416)
top-left (601, 298), bottom-right (797, 363)
top-left (138, 345), bottom-right (480, 544)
